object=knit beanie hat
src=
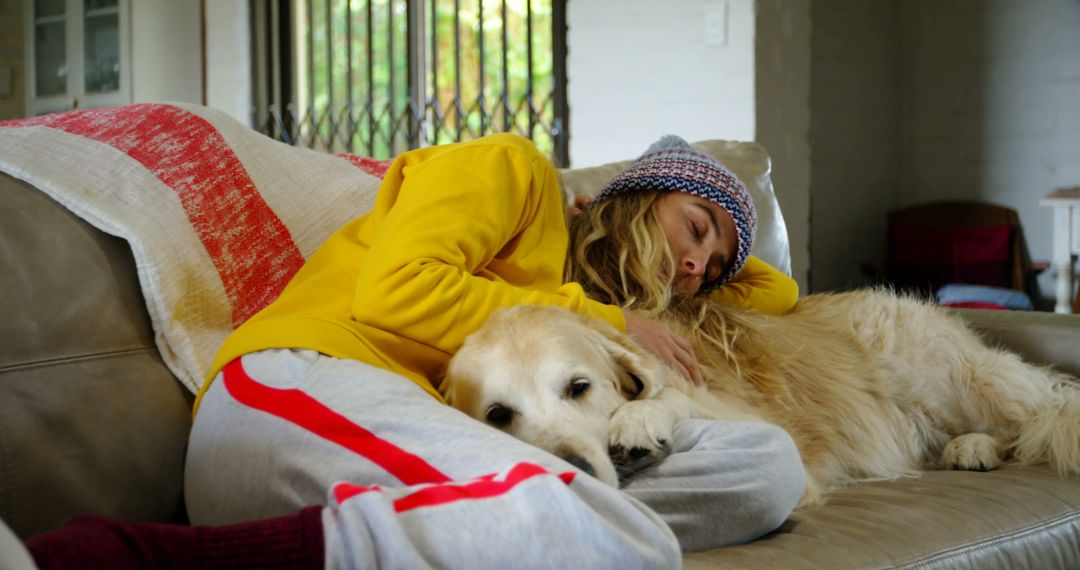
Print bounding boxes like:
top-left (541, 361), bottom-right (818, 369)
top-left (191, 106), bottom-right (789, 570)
top-left (594, 135), bottom-right (757, 291)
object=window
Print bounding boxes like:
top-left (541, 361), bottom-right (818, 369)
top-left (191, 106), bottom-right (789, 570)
top-left (251, 0), bottom-right (568, 165)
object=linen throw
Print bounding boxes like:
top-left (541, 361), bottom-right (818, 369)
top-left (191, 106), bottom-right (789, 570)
top-left (0, 103), bottom-right (391, 394)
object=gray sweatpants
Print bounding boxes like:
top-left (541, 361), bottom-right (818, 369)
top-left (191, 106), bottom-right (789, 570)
top-left (185, 349), bottom-right (805, 569)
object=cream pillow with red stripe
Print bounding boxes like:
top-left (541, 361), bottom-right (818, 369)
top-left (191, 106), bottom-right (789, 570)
top-left (0, 103), bottom-right (389, 393)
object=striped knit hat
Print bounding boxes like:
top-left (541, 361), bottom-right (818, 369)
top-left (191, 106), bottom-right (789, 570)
top-left (594, 135), bottom-right (756, 291)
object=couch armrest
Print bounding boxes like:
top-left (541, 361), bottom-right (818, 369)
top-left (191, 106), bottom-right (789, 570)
top-left (0, 173), bottom-right (192, 539)
top-left (952, 308), bottom-right (1080, 379)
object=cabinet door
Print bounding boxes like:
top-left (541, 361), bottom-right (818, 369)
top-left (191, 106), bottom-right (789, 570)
top-left (27, 0), bottom-right (70, 113)
top-left (79, 0), bottom-right (129, 109)
top-left (26, 0), bottom-right (130, 115)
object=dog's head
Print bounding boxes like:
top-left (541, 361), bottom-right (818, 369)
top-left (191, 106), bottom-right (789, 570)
top-left (440, 305), bottom-right (665, 487)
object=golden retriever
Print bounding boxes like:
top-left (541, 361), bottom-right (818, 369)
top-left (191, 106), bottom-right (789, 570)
top-left (440, 290), bottom-right (1080, 505)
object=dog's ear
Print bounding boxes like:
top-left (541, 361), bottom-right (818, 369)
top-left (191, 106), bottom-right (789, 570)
top-left (586, 320), bottom-right (666, 401)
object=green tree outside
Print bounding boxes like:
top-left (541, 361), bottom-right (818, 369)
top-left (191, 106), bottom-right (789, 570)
top-left (299, 0), bottom-right (555, 159)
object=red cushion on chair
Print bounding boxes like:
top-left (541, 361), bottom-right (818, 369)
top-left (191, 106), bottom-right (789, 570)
top-left (939, 301), bottom-right (1008, 310)
top-left (887, 224), bottom-right (1014, 292)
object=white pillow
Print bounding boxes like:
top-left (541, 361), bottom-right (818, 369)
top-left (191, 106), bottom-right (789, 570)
top-left (558, 140), bottom-right (792, 276)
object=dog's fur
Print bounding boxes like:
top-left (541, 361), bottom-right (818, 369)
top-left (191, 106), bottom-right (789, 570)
top-left (440, 290), bottom-right (1080, 505)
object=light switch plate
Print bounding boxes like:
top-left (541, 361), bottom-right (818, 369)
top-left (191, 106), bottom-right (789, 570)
top-left (704, 0), bottom-right (729, 46)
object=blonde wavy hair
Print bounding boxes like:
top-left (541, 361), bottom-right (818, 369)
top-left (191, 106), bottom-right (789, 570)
top-left (565, 191), bottom-right (673, 317)
top-left (565, 192), bottom-right (764, 383)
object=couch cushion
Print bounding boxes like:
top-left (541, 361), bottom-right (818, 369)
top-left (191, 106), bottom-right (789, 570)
top-left (685, 465), bottom-right (1080, 569)
top-left (953, 308), bottom-right (1080, 379)
top-left (0, 173), bottom-right (192, 539)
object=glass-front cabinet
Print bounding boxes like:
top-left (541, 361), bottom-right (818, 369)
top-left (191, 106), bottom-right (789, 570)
top-left (26, 0), bottom-right (130, 115)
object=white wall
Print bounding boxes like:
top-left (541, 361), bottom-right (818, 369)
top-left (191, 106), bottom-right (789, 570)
top-left (133, 0), bottom-right (250, 123)
top-left (566, 0), bottom-right (756, 168)
top-left (131, 0), bottom-right (202, 104)
top-left (901, 0), bottom-right (1080, 307)
top-left (755, 0), bottom-right (811, 292)
top-left (204, 0), bottom-right (252, 125)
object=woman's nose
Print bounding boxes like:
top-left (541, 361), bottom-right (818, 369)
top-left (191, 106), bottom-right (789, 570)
top-left (681, 253), bottom-right (707, 277)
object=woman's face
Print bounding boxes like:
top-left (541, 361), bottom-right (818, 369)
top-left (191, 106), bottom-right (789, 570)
top-left (653, 192), bottom-right (738, 298)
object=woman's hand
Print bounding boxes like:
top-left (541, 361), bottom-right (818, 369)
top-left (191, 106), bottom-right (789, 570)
top-left (623, 311), bottom-right (704, 386)
top-left (567, 195), bottom-right (593, 217)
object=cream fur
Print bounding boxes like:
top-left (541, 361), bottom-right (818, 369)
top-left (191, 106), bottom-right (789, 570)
top-left (441, 291), bottom-right (1080, 505)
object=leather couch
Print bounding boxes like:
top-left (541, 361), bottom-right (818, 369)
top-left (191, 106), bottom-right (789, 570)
top-left (3, 154), bottom-right (1080, 568)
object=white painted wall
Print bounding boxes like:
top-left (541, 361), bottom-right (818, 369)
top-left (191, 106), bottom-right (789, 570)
top-left (901, 0), bottom-right (1080, 307)
top-left (131, 0), bottom-right (202, 104)
top-left (755, 0), bottom-right (811, 292)
top-left (566, 0), bottom-right (756, 168)
top-left (204, 0), bottom-right (252, 125)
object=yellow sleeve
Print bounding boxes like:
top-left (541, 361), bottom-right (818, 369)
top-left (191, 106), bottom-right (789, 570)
top-left (709, 255), bottom-right (799, 315)
top-left (351, 136), bottom-right (624, 355)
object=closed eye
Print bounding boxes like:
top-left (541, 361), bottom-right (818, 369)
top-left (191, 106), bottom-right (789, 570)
top-left (690, 220), bottom-right (703, 241)
top-left (692, 204), bottom-right (729, 283)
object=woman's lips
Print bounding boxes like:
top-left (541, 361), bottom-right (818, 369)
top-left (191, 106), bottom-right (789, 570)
top-left (673, 276), bottom-right (699, 297)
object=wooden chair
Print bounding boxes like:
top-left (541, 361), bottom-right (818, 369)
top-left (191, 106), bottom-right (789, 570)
top-left (883, 201), bottom-right (1040, 303)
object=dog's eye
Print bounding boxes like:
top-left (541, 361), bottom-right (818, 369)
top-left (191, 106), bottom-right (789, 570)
top-left (568, 377), bottom-right (591, 399)
top-left (485, 404), bottom-right (514, 427)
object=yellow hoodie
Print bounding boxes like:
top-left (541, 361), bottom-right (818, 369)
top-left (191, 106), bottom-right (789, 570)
top-left (194, 134), bottom-right (797, 411)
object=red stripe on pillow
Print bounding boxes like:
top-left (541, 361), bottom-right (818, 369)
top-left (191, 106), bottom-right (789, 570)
top-left (6, 104), bottom-right (303, 326)
top-left (336, 153), bottom-right (393, 179)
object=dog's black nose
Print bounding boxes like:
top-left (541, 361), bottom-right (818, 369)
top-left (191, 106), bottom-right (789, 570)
top-left (564, 455), bottom-right (596, 477)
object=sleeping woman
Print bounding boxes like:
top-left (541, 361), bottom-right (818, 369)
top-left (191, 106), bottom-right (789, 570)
top-left (27, 134), bottom-right (805, 569)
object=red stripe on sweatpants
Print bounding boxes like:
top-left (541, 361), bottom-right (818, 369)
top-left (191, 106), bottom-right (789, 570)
top-left (333, 463), bottom-right (576, 512)
top-left (2, 104), bottom-right (304, 326)
top-left (222, 358), bottom-right (451, 486)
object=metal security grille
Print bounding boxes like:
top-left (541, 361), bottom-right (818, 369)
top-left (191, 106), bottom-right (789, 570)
top-left (251, 0), bottom-right (569, 166)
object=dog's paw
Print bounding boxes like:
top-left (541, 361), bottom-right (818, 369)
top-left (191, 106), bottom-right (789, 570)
top-left (942, 433), bottom-right (1003, 472)
top-left (796, 476), bottom-right (827, 509)
top-left (609, 400), bottom-right (675, 477)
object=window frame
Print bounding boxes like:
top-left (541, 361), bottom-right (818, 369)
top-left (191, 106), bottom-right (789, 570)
top-left (250, 0), bottom-right (569, 166)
